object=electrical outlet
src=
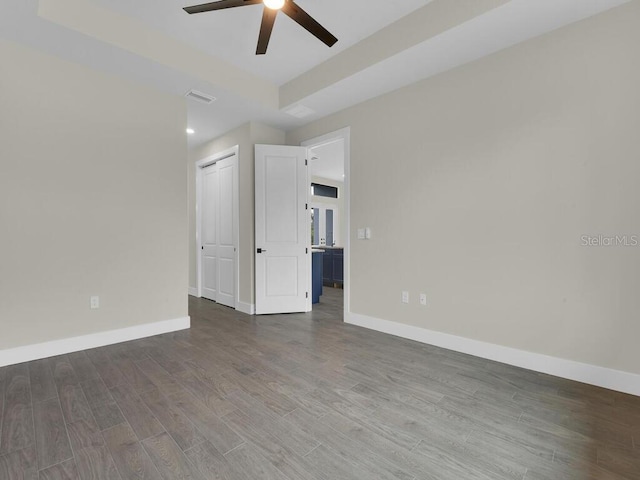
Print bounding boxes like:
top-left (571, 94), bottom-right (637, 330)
top-left (420, 293), bottom-right (427, 306)
top-left (90, 296), bottom-right (100, 309)
top-left (402, 291), bottom-right (409, 304)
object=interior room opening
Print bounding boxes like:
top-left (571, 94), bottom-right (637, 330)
top-left (308, 139), bottom-right (345, 311)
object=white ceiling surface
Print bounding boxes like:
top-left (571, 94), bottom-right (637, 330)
top-left (0, 0), bottom-right (631, 148)
top-left (86, 0), bottom-right (432, 86)
top-left (310, 140), bottom-right (344, 182)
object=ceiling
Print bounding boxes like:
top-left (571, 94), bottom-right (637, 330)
top-left (87, 0), bottom-right (432, 85)
top-left (0, 0), bottom-right (631, 148)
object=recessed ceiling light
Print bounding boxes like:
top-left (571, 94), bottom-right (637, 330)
top-left (186, 128), bottom-right (195, 135)
top-left (264, 0), bottom-right (285, 10)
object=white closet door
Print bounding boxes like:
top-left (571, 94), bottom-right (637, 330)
top-left (201, 164), bottom-right (218, 301)
top-left (200, 156), bottom-right (237, 307)
top-left (216, 156), bottom-right (236, 308)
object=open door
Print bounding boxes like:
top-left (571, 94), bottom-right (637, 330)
top-left (255, 145), bottom-right (310, 314)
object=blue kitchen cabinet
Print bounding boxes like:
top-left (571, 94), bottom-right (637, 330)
top-left (312, 250), bottom-right (324, 304)
top-left (321, 247), bottom-right (344, 287)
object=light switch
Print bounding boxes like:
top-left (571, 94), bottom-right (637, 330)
top-left (365, 227), bottom-right (372, 239)
top-left (357, 228), bottom-right (365, 240)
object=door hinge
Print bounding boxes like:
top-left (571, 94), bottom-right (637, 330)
top-left (306, 248), bottom-right (308, 254)
top-left (306, 292), bottom-right (309, 298)
top-left (305, 159), bottom-right (308, 166)
top-left (305, 203), bottom-right (308, 210)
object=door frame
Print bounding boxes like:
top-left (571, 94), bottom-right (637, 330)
top-left (301, 127), bottom-right (351, 317)
top-left (195, 145), bottom-right (240, 309)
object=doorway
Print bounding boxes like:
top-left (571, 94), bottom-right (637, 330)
top-left (252, 128), bottom-right (350, 317)
top-left (196, 146), bottom-right (239, 309)
top-left (302, 128), bottom-right (350, 316)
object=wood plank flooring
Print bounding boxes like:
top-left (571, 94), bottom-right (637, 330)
top-left (1, 287), bottom-right (639, 479)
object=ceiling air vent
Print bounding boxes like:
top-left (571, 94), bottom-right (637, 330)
top-left (283, 103), bottom-right (315, 119)
top-left (185, 89), bottom-right (216, 105)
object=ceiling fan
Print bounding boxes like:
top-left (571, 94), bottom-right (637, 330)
top-left (183, 0), bottom-right (338, 55)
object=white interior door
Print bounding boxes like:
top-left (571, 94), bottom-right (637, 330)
top-left (215, 156), bottom-right (236, 308)
top-left (255, 145), bottom-right (310, 314)
top-left (200, 156), bottom-right (237, 308)
top-left (201, 164), bottom-right (218, 301)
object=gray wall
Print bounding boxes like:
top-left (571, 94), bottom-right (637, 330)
top-left (0, 39), bottom-right (188, 350)
top-left (286, 2), bottom-right (640, 374)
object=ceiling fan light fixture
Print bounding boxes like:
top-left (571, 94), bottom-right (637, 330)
top-left (263, 0), bottom-right (285, 10)
top-left (183, 0), bottom-right (337, 55)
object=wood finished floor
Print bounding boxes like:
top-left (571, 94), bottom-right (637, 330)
top-left (1, 287), bottom-right (639, 479)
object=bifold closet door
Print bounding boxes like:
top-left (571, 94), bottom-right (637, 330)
top-left (201, 157), bottom-right (237, 307)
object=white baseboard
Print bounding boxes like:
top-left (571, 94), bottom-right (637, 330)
top-left (0, 316), bottom-right (190, 368)
top-left (346, 312), bottom-right (640, 397)
top-left (236, 301), bottom-right (255, 315)
top-left (188, 287), bottom-right (199, 297)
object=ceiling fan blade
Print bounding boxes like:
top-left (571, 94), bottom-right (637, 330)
top-left (184, 0), bottom-right (262, 15)
top-left (256, 8), bottom-right (278, 55)
top-left (281, 0), bottom-right (338, 48)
